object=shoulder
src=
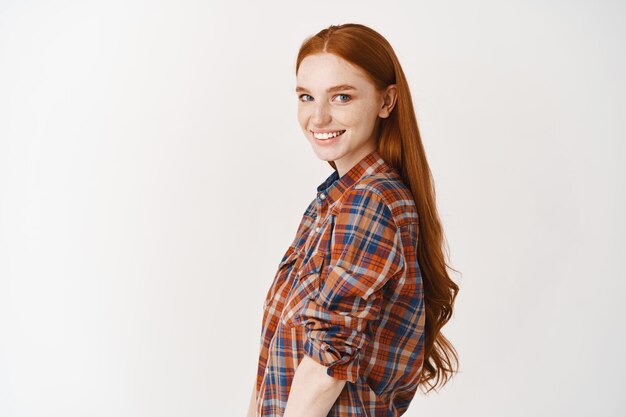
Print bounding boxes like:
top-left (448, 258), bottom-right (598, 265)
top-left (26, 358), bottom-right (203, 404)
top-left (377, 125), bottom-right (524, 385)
top-left (340, 170), bottom-right (419, 227)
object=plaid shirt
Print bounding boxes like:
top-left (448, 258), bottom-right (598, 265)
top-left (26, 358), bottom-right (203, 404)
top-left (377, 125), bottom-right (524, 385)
top-left (256, 149), bottom-right (425, 417)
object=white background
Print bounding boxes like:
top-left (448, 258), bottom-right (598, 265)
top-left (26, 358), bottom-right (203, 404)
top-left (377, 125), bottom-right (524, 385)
top-left (1, 1), bottom-right (624, 416)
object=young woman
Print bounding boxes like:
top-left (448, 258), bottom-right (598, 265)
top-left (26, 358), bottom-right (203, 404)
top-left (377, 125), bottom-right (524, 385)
top-left (248, 23), bottom-right (459, 417)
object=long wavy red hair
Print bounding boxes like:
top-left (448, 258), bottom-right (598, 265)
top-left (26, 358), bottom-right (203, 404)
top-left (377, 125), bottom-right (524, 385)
top-left (295, 23), bottom-right (460, 393)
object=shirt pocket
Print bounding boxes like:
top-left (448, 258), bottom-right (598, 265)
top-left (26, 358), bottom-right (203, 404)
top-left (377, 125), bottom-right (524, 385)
top-left (280, 250), bottom-right (327, 329)
top-left (263, 245), bottom-right (300, 312)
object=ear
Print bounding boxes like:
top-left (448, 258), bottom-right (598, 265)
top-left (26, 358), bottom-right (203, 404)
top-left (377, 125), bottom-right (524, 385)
top-left (378, 84), bottom-right (398, 118)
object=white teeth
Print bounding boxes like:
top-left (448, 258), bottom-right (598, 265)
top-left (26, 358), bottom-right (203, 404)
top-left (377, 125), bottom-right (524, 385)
top-left (312, 130), bottom-right (344, 139)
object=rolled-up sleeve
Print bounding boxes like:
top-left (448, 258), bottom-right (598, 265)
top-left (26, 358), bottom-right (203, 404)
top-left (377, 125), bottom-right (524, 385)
top-left (297, 185), bottom-right (405, 382)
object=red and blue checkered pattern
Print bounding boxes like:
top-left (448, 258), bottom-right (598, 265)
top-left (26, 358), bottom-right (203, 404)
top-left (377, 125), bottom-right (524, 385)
top-left (256, 149), bottom-right (425, 416)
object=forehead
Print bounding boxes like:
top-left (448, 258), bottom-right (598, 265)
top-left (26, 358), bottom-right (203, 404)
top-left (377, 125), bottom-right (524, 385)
top-left (296, 53), bottom-right (373, 90)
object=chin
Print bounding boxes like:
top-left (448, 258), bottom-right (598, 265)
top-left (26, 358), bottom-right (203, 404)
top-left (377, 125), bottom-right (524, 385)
top-left (313, 151), bottom-right (333, 161)
top-left (314, 149), bottom-right (335, 161)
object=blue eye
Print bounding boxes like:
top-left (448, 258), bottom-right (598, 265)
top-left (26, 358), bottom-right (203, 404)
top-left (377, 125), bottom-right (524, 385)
top-left (299, 94), bottom-right (313, 102)
top-left (335, 94), bottom-right (351, 103)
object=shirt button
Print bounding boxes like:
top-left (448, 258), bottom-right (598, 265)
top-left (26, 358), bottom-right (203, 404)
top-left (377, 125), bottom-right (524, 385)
top-left (315, 226), bottom-right (320, 233)
top-left (319, 193), bottom-right (326, 200)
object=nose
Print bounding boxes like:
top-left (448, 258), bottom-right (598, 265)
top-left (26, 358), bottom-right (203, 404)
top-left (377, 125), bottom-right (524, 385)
top-left (311, 101), bottom-right (331, 126)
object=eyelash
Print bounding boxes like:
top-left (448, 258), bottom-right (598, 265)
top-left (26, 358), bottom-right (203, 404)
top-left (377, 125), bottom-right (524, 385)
top-left (298, 94), bottom-right (351, 103)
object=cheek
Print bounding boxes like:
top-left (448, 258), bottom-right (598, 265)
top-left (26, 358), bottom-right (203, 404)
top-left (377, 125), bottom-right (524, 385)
top-left (337, 104), bottom-right (373, 128)
top-left (297, 107), bottom-right (309, 127)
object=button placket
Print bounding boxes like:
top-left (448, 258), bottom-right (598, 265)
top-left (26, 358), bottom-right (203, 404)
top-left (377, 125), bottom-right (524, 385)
top-left (314, 194), bottom-right (328, 233)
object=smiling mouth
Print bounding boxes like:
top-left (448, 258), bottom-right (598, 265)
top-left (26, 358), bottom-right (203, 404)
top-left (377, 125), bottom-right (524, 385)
top-left (311, 130), bottom-right (346, 140)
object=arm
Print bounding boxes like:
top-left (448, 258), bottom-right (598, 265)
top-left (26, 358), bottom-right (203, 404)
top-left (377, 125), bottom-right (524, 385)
top-left (295, 186), bottom-right (403, 382)
top-left (285, 186), bottom-right (403, 412)
top-left (283, 355), bottom-right (346, 417)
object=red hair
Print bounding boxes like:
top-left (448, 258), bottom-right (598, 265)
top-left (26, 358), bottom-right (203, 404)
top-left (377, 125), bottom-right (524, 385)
top-left (296, 23), bottom-right (460, 393)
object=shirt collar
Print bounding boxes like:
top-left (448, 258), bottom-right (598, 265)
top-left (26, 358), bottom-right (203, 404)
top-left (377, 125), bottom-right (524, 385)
top-left (315, 148), bottom-right (390, 206)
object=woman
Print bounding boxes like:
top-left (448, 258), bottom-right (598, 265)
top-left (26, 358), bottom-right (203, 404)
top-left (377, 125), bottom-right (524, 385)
top-left (248, 23), bottom-right (459, 417)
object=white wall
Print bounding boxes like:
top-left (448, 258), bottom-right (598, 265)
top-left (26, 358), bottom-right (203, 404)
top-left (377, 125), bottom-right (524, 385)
top-left (1, 1), bottom-right (624, 416)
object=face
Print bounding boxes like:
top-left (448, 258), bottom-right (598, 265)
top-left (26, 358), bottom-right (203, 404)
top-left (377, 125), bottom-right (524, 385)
top-left (296, 53), bottom-right (397, 176)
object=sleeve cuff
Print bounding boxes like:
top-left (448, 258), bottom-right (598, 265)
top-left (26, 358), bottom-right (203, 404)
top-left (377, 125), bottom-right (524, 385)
top-left (303, 332), bottom-right (361, 383)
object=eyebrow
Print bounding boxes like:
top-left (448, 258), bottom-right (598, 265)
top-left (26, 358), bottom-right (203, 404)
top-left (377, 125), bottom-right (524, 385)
top-left (295, 84), bottom-right (357, 93)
